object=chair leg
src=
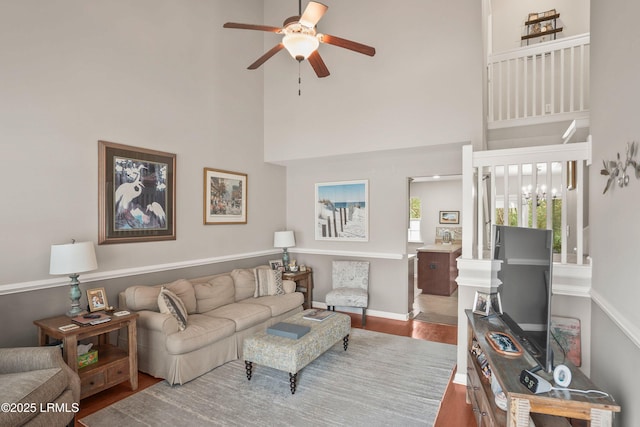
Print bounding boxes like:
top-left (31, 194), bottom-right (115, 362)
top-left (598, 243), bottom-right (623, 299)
top-left (361, 308), bottom-right (366, 327)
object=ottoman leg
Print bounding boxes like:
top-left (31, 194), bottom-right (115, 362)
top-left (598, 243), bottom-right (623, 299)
top-left (289, 372), bottom-right (297, 394)
top-left (245, 361), bottom-right (253, 380)
top-left (343, 334), bottom-right (350, 351)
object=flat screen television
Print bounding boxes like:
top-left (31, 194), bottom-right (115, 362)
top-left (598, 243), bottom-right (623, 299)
top-left (492, 225), bottom-right (554, 372)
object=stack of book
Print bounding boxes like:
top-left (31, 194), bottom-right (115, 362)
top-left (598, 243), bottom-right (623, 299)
top-left (303, 310), bottom-right (336, 322)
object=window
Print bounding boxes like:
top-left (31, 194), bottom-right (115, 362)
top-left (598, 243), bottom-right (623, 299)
top-left (408, 197), bottom-right (422, 242)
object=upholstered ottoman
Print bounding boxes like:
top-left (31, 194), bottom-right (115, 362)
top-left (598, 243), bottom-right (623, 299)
top-left (243, 310), bottom-right (351, 394)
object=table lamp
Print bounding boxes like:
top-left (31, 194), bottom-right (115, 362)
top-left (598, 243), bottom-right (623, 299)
top-left (273, 231), bottom-right (295, 271)
top-left (50, 240), bottom-right (98, 317)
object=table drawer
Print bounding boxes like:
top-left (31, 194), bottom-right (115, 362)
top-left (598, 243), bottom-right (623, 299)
top-left (107, 359), bottom-right (129, 384)
top-left (81, 370), bottom-right (106, 396)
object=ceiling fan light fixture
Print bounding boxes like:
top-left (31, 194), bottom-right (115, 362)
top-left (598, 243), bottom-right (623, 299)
top-left (282, 33), bottom-right (319, 61)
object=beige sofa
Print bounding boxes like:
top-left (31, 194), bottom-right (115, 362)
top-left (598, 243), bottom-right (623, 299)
top-left (118, 266), bottom-right (304, 385)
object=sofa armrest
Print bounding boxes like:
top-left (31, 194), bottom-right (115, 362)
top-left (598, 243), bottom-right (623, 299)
top-left (0, 347), bottom-right (63, 374)
top-left (136, 310), bottom-right (179, 335)
top-left (283, 279), bottom-right (296, 294)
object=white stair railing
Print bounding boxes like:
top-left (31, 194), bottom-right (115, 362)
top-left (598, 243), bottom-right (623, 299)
top-left (488, 34), bottom-right (590, 128)
top-left (462, 140), bottom-right (591, 265)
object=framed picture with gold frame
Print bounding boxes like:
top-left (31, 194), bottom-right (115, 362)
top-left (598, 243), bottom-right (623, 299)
top-left (87, 287), bottom-right (108, 312)
top-left (203, 168), bottom-right (247, 224)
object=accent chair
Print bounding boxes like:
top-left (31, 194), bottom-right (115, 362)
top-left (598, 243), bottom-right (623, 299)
top-left (325, 260), bottom-right (370, 326)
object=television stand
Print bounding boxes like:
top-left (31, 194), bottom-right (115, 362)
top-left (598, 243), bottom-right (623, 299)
top-left (466, 310), bottom-right (620, 426)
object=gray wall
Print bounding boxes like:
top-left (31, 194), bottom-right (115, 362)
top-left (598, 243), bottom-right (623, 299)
top-left (263, 0), bottom-right (484, 161)
top-left (590, 0), bottom-right (640, 425)
top-left (491, 0), bottom-right (590, 53)
top-left (284, 145), bottom-right (465, 318)
top-left (0, 1), bottom-right (288, 344)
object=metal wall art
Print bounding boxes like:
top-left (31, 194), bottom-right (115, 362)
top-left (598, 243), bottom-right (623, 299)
top-left (601, 141), bottom-right (639, 194)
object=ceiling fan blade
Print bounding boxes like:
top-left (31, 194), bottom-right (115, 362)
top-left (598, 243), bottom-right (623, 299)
top-left (223, 22), bottom-right (282, 33)
top-left (308, 50), bottom-right (330, 78)
top-left (247, 43), bottom-right (285, 70)
top-left (299, 1), bottom-right (328, 28)
top-left (319, 33), bottom-right (376, 57)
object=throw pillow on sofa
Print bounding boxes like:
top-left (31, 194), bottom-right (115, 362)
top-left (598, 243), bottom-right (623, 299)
top-left (254, 266), bottom-right (285, 297)
top-left (158, 287), bottom-right (188, 331)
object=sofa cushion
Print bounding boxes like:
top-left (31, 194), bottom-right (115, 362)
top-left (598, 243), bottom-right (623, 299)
top-left (125, 279), bottom-right (197, 314)
top-left (239, 292), bottom-right (305, 317)
top-left (254, 266), bottom-right (285, 297)
top-left (158, 287), bottom-right (188, 331)
top-left (231, 268), bottom-right (257, 301)
top-left (125, 286), bottom-right (162, 312)
top-left (194, 275), bottom-right (235, 313)
top-left (164, 315), bottom-right (236, 355)
top-left (204, 303), bottom-right (271, 331)
top-left (0, 368), bottom-right (67, 426)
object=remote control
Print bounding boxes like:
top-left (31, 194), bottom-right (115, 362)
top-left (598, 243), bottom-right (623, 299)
top-left (83, 313), bottom-right (100, 319)
top-left (90, 318), bottom-right (111, 325)
top-left (58, 324), bottom-right (80, 331)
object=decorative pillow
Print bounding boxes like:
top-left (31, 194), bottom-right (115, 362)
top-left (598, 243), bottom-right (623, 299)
top-left (254, 266), bottom-right (285, 297)
top-left (158, 287), bottom-right (188, 331)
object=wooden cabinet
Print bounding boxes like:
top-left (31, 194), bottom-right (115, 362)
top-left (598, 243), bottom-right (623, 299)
top-left (466, 310), bottom-right (620, 426)
top-left (34, 312), bottom-right (138, 399)
top-left (417, 246), bottom-right (461, 296)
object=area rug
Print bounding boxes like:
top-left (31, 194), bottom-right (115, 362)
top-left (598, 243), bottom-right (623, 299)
top-left (80, 329), bottom-right (456, 427)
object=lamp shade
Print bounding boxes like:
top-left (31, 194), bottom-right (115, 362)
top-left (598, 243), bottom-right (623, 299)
top-left (273, 231), bottom-right (296, 248)
top-left (50, 241), bottom-right (98, 275)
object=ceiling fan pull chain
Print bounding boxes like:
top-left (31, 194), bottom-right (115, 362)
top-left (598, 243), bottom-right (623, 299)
top-left (298, 62), bottom-right (302, 96)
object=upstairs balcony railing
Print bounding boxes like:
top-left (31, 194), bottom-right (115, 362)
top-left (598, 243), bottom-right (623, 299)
top-left (487, 33), bottom-right (590, 129)
top-left (461, 141), bottom-right (591, 266)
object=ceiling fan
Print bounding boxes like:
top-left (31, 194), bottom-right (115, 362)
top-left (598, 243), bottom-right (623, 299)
top-left (223, 1), bottom-right (376, 78)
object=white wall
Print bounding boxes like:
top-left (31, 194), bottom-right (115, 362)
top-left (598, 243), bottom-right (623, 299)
top-left (590, 0), bottom-right (640, 425)
top-left (409, 179), bottom-right (463, 245)
top-left (0, 1), bottom-right (285, 285)
top-left (491, 0), bottom-right (590, 53)
top-left (262, 0), bottom-right (484, 162)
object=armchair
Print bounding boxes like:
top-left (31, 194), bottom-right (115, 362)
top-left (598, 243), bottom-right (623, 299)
top-left (0, 346), bottom-right (80, 427)
top-left (325, 260), bottom-right (370, 326)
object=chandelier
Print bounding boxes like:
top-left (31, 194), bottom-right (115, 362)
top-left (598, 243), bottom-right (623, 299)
top-left (522, 185), bottom-right (558, 205)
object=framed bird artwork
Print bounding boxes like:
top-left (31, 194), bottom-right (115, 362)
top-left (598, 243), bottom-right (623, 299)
top-left (98, 140), bottom-right (176, 244)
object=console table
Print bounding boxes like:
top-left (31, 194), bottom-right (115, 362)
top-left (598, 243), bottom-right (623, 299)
top-left (466, 310), bottom-right (620, 426)
top-left (34, 312), bottom-right (138, 399)
top-left (283, 268), bottom-right (313, 309)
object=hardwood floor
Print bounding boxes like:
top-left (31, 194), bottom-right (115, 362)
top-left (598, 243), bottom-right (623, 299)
top-left (75, 313), bottom-right (474, 426)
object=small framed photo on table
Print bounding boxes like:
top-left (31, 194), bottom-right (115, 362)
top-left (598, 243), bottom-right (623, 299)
top-left (473, 291), bottom-right (502, 316)
top-left (269, 260), bottom-right (283, 270)
top-left (87, 287), bottom-right (108, 312)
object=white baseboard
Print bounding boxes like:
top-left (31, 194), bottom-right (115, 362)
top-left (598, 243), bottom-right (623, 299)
top-left (312, 302), bottom-right (410, 321)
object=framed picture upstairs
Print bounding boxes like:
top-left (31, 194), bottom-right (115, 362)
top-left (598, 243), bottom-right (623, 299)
top-left (98, 141), bottom-right (176, 244)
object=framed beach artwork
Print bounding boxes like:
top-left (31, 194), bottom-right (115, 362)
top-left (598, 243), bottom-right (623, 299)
top-left (439, 210), bottom-right (459, 224)
top-left (203, 168), bottom-right (247, 224)
top-left (98, 141), bottom-right (176, 244)
top-left (315, 180), bottom-right (369, 241)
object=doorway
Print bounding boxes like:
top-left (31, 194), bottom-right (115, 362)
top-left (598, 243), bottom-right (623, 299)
top-left (408, 175), bottom-right (462, 326)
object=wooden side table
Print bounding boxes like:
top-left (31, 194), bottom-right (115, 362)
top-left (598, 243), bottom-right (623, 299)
top-left (34, 312), bottom-right (138, 399)
top-left (283, 268), bottom-right (313, 309)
